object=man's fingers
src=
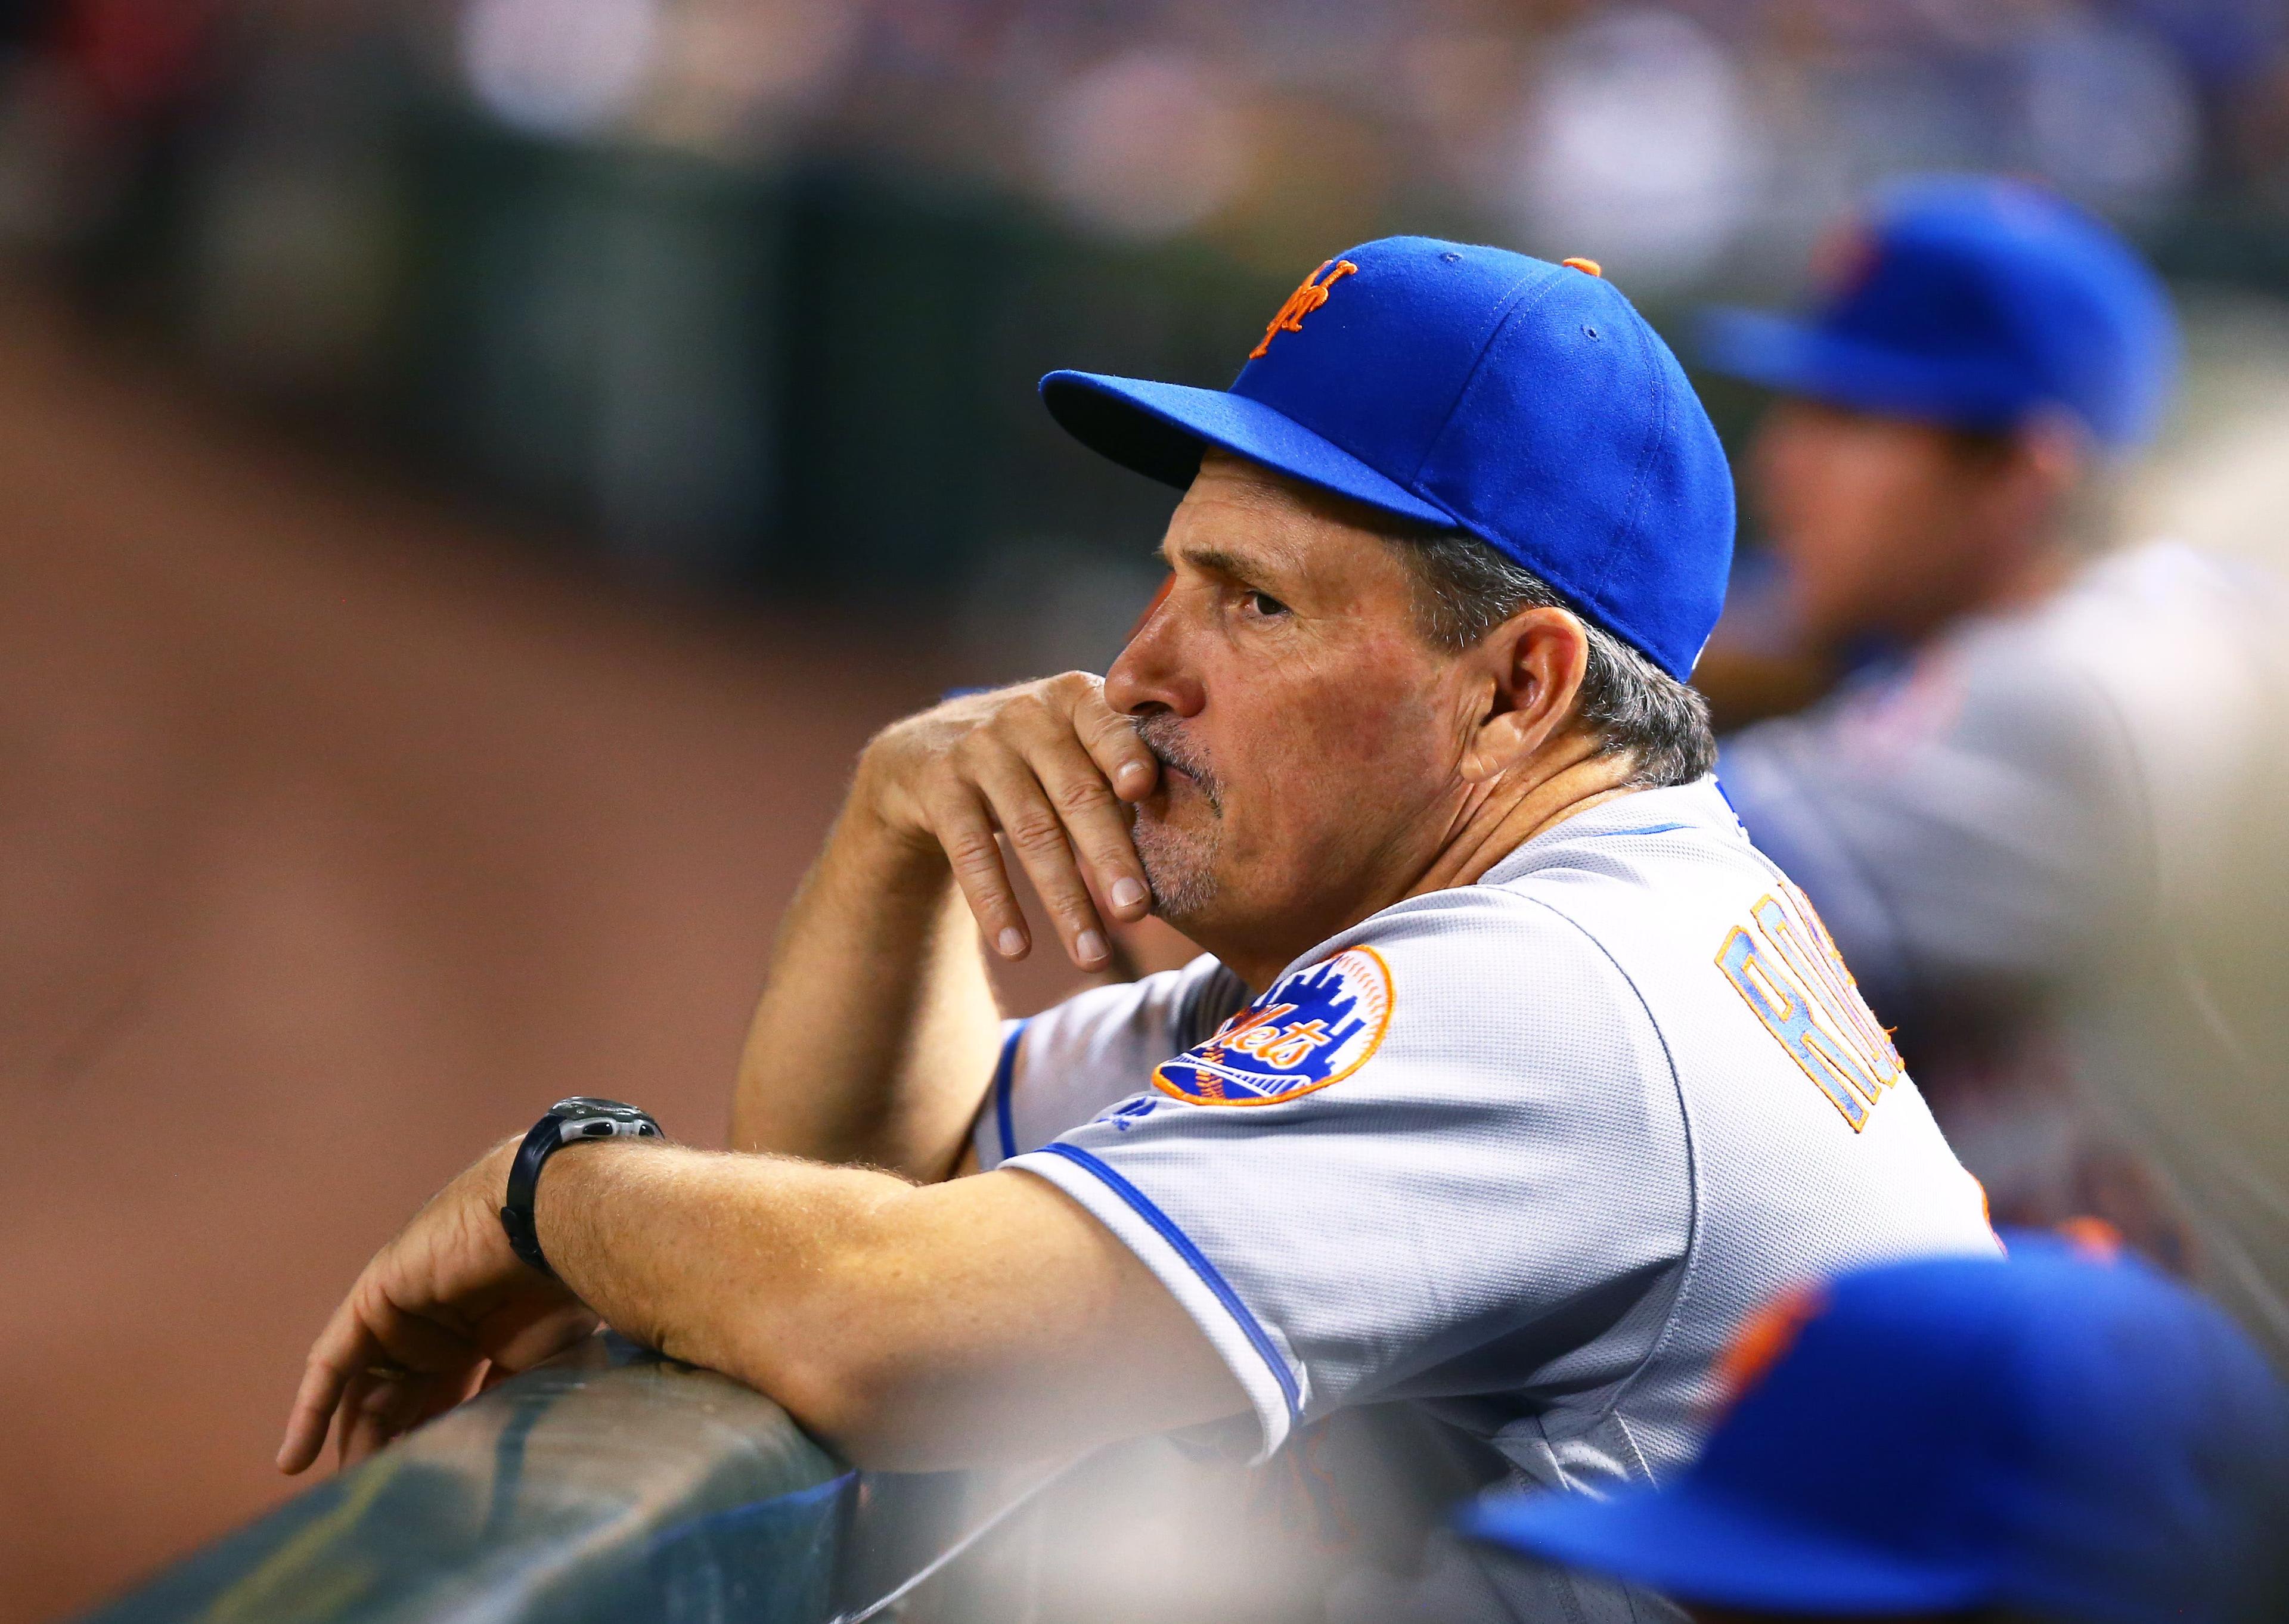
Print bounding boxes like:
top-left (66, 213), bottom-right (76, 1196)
top-left (280, 1270), bottom-right (478, 1475)
top-left (368, 1302), bottom-right (479, 1377)
top-left (894, 673), bottom-right (1157, 961)
top-left (334, 1357), bottom-right (485, 1470)
top-left (929, 787), bottom-right (1032, 960)
top-left (278, 1367), bottom-right (345, 1474)
top-left (973, 759), bottom-right (1111, 970)
top-left (278, 1297), bottom-right (374, 1473)
top-left (340, 1374), bottom-right (427, 1469)
top-left (483, 1301), bottom-right (600, 1375)
top-left (283, 1311), bottom-right (557, 1476)
top-left (1072, 685), bottom-right (1158, 804)
top-left (1025, 735), bottom-right (1152, 923)
top-left (328, 1371), bottom-right (377, 1470)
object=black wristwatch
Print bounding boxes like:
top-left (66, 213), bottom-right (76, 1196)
top-left (500, 1097), bottom-right (663, 1277)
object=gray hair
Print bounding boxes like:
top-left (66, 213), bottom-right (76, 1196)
top-left (1394, 532), bottom-right (1717, 789)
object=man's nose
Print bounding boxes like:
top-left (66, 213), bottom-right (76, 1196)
top-left (1105, 580), bottom-right (1204, 719)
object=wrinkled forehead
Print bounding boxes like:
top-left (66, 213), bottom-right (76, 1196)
top-left (1162, 450), bottom-right (1438, 582)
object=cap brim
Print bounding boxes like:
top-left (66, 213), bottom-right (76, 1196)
top-left (1040, 370), bottom-right (1457, 530)
top-left (1457, 1487), bottom-right (1992, 1615)
top-left (1698, 308), bottom-right (2027, 433)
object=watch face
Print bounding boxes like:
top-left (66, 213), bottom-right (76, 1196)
top-left (549, 1097), bottom-right (660, 1134)
top-left (552, 1095), bottom-right (634, 1119)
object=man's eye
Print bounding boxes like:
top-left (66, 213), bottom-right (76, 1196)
top-left (1245, 589), bottom-right (1290, 617)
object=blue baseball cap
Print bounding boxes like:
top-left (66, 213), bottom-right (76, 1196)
top-left (1459, 1251), bottom-right (2289, 1624)
top-left (1702, 176), bottom-right (2178, 451)
top-left (1040, 237), bottom-right (1735, 681)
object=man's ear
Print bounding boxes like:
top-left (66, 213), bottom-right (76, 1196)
top-left (1991, 411), bottom-right (2088, 538)
top-left (1458, 607), bottom-right (1591, 782)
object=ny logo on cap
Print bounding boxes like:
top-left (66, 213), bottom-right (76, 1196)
top-left (1249, 257), bottom-right (1357, 359)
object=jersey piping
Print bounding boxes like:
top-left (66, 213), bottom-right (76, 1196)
top-left (992, 1020), bottom-right (1029, 1163)
top-left (1035, 1141), bottom-right (1304, 1421)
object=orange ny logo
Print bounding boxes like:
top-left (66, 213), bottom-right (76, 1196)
top-left (1249, 258), bottom-right (1358, 359)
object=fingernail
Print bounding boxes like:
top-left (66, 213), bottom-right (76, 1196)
top-left (997, 927), bottom-right (1027, 957)
top-left (1112, 877), bottom-right (1148, 909)
top-left (1077, 930), bottom-right (1107, 964)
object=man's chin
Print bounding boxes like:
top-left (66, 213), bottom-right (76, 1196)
top-left (1132, 815), bottom-right (1221, 923)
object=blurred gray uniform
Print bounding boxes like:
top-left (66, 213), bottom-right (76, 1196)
top-left (1720, 541), bottom-right (2289, 1362)
top-left (975, 778), bottom-right (1996, 1495)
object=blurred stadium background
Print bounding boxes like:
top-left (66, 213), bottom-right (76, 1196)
top-left (7, 1), bottom-right (2289, 1619)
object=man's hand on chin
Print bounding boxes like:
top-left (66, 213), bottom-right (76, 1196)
top-left (858, 671), bottom-right (1160, 971)
top-left (275, 1138), bottom-right (599, 1476)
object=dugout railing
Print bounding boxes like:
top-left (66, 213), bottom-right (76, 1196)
top-left (76, 1336), bottom-right (1059, 1624)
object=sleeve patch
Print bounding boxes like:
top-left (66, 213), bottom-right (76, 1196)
top-left (1152, 946), bottom-right (1393, 1107)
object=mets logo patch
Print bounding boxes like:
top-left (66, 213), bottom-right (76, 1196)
top-left (1153, 946), bottom-right (1394, 1107)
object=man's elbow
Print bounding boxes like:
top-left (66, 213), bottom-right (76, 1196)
top-left (758, 1345), bottom-right (983, 1471)
top-left (705, 1255), bottom-right (991, 1468)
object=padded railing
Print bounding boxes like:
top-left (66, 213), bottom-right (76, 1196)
top-left (79, 1336), bottom-right (858, 1624)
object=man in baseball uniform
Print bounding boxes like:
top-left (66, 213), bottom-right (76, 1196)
top-left (283, 238), bottom-right (1995, 1615)
top-left (1704, 178), bottom-right (2289, 1360)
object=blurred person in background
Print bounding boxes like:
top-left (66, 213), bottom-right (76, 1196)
top-left (1459, 1247), bottom-right (2289, 1624)
top-left (1701, 176), bottom-right (2289, 1361)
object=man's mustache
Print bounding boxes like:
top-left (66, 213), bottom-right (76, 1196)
top-left (1131, 715), bottom-right (1221, 810)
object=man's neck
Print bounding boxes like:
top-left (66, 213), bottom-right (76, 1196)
top-left (1970, 541), bottom-right (2075, 624)
top-left (1889, 537), bottom-right (2075, 650)
top-left (1407, 737), bottom-right (1646, 899)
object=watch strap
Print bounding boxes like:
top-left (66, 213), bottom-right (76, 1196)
top-left (499, 1097), bottom-right (662, 1277)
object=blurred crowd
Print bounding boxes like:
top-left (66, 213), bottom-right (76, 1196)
top-left (426, 0), bottom-right (2289, 280)
top-left (5, 0), bottom-right (2289, 642)
top-left (15, 0), bottom-right (2289, 269)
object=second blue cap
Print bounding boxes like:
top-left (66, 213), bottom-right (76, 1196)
top-left (1041, 237), bottom-right (1735, 682)
top-left (1702, 176), bottom-right (2178, 451)
top-left (1461, 1249), bottom-right (2289, 1624)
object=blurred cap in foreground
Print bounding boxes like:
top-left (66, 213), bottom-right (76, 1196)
top-left (1041, 237), bottom-right (1735, 681)
top-left (1460, 1250), bottom-right (2289, 1624)
top-left (1702, 176), bottom-right (2178, 450)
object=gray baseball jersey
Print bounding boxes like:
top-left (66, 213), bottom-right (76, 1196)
top-left (973, 777), bottom-right (1998, 1489)
top-left (1720, 542), bottom-right (2289, 1364)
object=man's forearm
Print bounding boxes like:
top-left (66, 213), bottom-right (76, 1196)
top-left (730, 676), bottom-right (1159, 1178)
top-left (532, 1139), bottom-right (1249, 1468)
top-left (536, 1138), bottom-right (911, 1437)
top-left (730, 794), bottom-right (1000, 1179)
